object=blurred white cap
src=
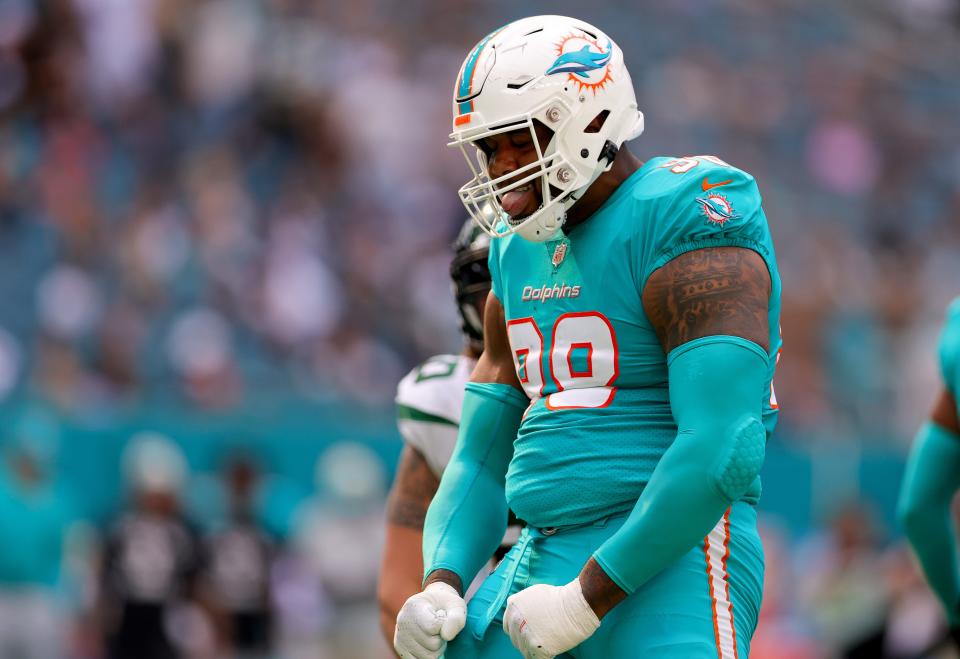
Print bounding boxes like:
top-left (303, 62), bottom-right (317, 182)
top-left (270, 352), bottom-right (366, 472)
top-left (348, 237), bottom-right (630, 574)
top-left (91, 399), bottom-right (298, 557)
top-left (315, 441), bottom-right (385, 503)
top-left (123, 432), bottom-right (188, 493)
top-left (166, 308), bottom-right (232, 378)
top-left (36, 266), bottom-right (103, 340)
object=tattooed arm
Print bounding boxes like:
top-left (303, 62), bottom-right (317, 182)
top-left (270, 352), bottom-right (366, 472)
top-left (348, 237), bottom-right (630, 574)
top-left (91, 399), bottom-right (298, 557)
top-left (377, 444), bottom-right (440, 645)
top-left (641, 246), bottom-right (770, 353)
top-left (578, 246), bottom-right (771, 616)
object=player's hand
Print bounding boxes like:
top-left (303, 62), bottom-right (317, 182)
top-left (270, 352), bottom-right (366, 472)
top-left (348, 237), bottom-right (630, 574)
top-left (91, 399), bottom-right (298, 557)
top-left (503, 580), bottom-right (600, 658)
top-left (393, 582), bottom-right (467, 659)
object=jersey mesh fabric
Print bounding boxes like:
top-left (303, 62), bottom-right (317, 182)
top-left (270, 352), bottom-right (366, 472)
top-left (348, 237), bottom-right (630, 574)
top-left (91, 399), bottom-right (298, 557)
top-left (489, 156), bottom-right (781, 528)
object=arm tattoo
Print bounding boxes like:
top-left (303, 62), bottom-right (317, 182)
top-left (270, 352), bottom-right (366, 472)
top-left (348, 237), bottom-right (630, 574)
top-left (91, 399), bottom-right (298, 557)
top-left (642, 247), bottom-right (771, 354)
top-left (386, 446), bottom-right (440, 529)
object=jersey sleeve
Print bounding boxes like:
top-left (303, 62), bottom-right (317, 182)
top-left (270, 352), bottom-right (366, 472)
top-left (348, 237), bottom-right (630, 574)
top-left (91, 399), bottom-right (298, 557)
top-left (396, 417), bottom-right (458, 478)
top-left (938, 297), bottom-right (960, 397)
top-left (488, 234), bottom-right (505, 303)
top-left (395, 357), bottom-right (466, 478)
top-left (638, 161), bottom-right (775, 289)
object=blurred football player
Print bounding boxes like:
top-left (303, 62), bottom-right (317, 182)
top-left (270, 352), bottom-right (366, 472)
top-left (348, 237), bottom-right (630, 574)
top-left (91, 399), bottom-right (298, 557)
top-left (201, 455), bottom-right (274, 658)
top-left (0, 411), bottom-right (75, 659)
top-left (379, 219), bottom-right (512, 643)
top-left (99, 434), bottom-right (204, 659)
top-left (394, 14), bottom-right (781, 659)
top-left (898, 297), bottom-right (960, 648)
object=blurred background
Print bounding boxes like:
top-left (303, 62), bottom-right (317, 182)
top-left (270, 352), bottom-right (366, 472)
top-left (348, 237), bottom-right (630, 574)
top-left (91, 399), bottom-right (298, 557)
top-left (0, 0), bottom-right (958, 657)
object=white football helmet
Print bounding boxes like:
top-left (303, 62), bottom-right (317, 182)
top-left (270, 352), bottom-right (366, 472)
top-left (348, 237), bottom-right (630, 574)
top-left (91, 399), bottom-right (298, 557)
top-left (449, 15), bottom-right (644, 242)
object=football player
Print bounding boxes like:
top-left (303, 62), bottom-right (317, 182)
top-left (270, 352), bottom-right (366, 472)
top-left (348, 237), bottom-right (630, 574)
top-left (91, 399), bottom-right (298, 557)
top-left (898, 297), bottom-right (960, 648)
top-left (379, 220), bottom-right (517, 643)
top-left (99, 434), bottom-right (206, 659)
top-left (394, 14), bottom-right (781, 659)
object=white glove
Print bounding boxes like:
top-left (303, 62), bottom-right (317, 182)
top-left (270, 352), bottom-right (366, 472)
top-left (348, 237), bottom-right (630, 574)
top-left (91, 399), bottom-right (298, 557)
top-left (393, 582), bottom-right (467, 659)
top-left (503, 579), bottom-right (601, 659)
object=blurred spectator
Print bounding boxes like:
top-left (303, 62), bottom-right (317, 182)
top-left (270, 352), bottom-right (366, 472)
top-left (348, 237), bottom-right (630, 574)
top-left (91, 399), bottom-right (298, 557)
top-left (97, 433), bottom-right (211, 659)
top-left (0, 0), bottom-right (955, 439)
top-left (201, 455), bottom-right (274, 658)
top-left (751, 520), bottom-right (827, 658)
top-left (0, 409), bottom-right (75, 659)
top-left (797, 503), bottom-right (891, 654)
top-left (284, 441), bottom-right (389, 659)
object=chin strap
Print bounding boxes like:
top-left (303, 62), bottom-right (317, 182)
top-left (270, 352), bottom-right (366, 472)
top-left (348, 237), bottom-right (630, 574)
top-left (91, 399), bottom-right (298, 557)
top-left (563, 143), bottom-right (617, 208)
top-left (598, 140), bottom-right (619, 167)
top-left (517, 142), bottom-right (621, 241)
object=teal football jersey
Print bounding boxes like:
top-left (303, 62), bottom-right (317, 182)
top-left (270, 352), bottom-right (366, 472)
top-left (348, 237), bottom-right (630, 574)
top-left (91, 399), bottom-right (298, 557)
top-left (488, 155), bottom-right (782, 528)
top-left (938, 297), bottom-right (960, 400)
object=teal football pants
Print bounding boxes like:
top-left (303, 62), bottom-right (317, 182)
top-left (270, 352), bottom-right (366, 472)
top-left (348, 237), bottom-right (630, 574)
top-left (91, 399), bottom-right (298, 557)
top-left (446, 502), bottom-right (763, 659)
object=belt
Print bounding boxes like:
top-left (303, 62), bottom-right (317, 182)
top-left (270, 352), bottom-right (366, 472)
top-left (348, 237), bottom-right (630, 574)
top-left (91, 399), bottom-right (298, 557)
top-left (474, 526), bottom-right (546, 639)
top-left (472, 512), bottom-right (628, 639)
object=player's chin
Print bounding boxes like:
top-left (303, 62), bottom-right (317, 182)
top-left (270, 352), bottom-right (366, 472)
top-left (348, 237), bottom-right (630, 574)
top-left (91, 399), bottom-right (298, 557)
top-left (508, 195), bottom-right (543, 223)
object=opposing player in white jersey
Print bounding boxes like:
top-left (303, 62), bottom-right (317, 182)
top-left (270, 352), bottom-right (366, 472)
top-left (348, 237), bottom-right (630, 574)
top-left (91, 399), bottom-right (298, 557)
top-left (378, 220), bottom-right (494, 643)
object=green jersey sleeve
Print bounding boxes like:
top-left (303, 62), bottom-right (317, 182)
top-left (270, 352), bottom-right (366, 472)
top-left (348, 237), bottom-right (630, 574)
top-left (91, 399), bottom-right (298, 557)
top-left (938, 297), bottom-right (960, 397)
top-left (637, 158), bottom-right (775, 290)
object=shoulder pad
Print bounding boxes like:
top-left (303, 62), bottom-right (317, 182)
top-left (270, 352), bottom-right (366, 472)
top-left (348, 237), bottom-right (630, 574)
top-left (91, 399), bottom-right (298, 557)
top-left (638, 156), bottom-right (770, 285)
top-left (396, 355), bottom-right (474, 425)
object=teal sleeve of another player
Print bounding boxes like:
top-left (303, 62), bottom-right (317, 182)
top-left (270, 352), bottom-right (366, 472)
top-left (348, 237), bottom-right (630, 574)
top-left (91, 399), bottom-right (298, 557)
top-left (938, 298), bottom-right (960, 396)
top-left (897, 422), bottom-right (960, 624)
top-left (422, 382), bottom-right (526, 589)
top-left (487, 236), bottom-right (504, 304)
top-left (592, 336), bottom-right (768, 594)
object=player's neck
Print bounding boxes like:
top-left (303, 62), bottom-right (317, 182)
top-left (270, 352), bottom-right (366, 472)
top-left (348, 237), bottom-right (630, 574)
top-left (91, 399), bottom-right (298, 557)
top-left (463, 345), bottom-right (482, 360)
top-left (563, 147), bottom-right (644, 233)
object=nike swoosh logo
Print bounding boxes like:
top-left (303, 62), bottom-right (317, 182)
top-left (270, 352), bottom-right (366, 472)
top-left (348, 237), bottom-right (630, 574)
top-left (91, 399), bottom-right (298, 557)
top-left (702, 177), bottom-right (733, 191)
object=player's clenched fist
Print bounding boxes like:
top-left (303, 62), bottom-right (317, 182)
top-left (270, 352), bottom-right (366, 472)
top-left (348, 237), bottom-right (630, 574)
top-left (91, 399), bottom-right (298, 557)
top-left (393, 582), bottom-right (467, 659)
top-left (503, 580), bottom-right (601, 659)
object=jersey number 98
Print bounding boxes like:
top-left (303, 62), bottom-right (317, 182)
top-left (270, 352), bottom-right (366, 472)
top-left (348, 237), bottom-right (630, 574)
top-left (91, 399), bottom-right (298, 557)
top-left (507, 312), bottom-right (619, 409)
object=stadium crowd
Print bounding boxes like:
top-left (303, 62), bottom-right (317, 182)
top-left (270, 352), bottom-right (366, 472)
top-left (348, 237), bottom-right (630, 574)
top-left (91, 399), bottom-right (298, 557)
top-left (0, 0), bottom-right (957, 657)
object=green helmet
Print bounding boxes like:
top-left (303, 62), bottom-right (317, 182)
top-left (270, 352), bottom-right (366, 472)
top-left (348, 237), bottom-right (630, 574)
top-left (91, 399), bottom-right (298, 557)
top-left (450, 219), bottom-right (492, 351)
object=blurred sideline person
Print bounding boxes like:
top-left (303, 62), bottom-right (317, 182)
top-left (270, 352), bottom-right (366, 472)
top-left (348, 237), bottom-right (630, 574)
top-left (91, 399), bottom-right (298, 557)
top-left (379, 219), bottom-right (521, 644)
top-left (898, 297), bottom-right (960, 650)
top-left (394, 14), bottom-right (781, 659)
top-left (98, 433), bottom-right (214, 659)
top-left (201, 455), bottom-right (274, 658)
top-left (0, 412), bottom-right (75, 659)
top-left (289, 441), bottom-right (386, 659)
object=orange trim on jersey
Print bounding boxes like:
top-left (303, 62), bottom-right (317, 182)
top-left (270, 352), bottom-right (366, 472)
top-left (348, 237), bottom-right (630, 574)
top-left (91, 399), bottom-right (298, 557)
top-left (544, 311), bottom-right (619, 410)
top-left (544, 388), bottom-right (616, 411)
top-left (721, 511), bottom-right (739, 658)
top-left (516, 348), bottom-right (530, 384)
top-left (567, 342), bottom-right (594, 378)
top-left (704, 510), bottom-right (738, 659)
top-left (705, 530), bottom-right (722, 657)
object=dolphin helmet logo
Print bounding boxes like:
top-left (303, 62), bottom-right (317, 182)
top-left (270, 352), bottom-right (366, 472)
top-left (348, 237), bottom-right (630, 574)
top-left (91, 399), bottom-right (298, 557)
top-left (546, 34), bottom-right (614, 93)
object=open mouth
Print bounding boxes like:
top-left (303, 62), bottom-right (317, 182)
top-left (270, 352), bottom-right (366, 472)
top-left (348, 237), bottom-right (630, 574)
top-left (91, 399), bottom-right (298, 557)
top-left (499, 184), bottom-right (538, 219)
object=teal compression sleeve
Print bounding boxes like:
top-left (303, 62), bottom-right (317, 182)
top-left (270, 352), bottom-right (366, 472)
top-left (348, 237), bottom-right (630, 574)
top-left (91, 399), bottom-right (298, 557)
top-left (422, 381), bottom-right (527, 588)
top-left (897, 422), bottom-right (960, 624)
top-left (592, 336), bottom-right (768, 593)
